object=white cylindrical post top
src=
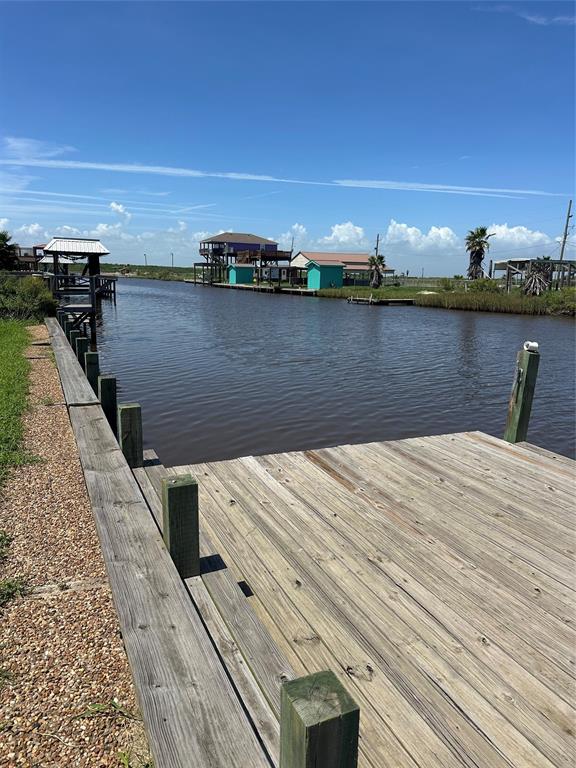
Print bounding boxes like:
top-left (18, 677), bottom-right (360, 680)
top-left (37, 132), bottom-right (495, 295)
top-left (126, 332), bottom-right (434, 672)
top-left (523, 341), bottom-right (539, 352)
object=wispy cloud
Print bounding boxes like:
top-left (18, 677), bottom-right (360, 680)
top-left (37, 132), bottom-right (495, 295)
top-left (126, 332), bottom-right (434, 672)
top-left (475, 4), bottom-right (575, 26)
top-left (0, 155), bottom-right (560, 199)
top-left (4, 136), bottom-right (77, 159)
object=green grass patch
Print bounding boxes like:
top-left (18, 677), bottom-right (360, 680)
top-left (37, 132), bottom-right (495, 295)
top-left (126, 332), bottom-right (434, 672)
top-left (0, 531), bottom-right (12, 563)
top-left (0, 577), bottom-right (28, 607)
top-left (414, 288), bottom-right (576, 316)
top-left (0, 320), bottom-right (31, 487)
top-left (317, 285), bottom-right (421, 300)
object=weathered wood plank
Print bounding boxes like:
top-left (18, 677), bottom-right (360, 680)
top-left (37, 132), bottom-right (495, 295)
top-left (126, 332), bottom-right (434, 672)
top-left (186, 575), bottom-right (281, 765)
top-left (68, 405), bottom-right (271, 768)
top-left (135, 460), bottom-right (296, 718)
top-left (45, 318), bottom-right (99, 406)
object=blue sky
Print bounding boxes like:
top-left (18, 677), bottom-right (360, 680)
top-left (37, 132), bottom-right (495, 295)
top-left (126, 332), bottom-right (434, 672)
top-left (1, 1), bottom-right (574, 273)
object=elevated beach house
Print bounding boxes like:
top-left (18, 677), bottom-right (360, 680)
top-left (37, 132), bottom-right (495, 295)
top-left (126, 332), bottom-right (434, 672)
top-left (195, 232), bottom-right (292, 284)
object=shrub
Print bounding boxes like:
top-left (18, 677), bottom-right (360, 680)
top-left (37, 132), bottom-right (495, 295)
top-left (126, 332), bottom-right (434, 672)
top-left (0, 275), bottom-right (57, 321)
top-left (468, 278), bottom-right (501, 293)
top-left (439, 278), bottom-right (455, 292)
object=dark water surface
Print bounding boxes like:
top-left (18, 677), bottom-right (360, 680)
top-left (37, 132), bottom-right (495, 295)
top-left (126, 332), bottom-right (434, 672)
top-left (97, 279), bottom-right (576, 464)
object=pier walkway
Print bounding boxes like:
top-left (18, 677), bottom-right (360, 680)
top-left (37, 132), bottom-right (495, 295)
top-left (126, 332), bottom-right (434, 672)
top-left (46, 315), bottom-right (575, 767)
top-left (163, 433), bottom-right (575, 768)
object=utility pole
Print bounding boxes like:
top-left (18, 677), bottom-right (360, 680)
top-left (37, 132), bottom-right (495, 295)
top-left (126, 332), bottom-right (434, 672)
top-left (171, 252), bottom-right (174, 268)
top-left (559, 198), bottom-right (573, 262)
top-left (144, 252), bottom-right (147, 267)
top-left (557, 199), bottom-right (572, 288)
top-left (374, 233), bottom-right (380, 259)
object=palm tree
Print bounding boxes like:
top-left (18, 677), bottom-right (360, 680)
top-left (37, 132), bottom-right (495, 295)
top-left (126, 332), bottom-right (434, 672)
top-left (465, 227), bottom-right (494, 280)
top-left (524, 257), bottom-right (553, 296)
top-left (369, 254), bottom-right (385, 288)
top-left (0, 230), bottom-right (18, 271)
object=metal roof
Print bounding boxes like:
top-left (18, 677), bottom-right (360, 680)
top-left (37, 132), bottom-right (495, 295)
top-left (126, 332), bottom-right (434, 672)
top-left (201, 232), bottom-right (277, 245)
top-left (296, 251), bottom-right (371, 263)
top-left (43, 237), bottom-right (110, 256)
top-left (306, 260), bottom-right (344, 267)
top-left (38, 255), bottom-right (77, 264)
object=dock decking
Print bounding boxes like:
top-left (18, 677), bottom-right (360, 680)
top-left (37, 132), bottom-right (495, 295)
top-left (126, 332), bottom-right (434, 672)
top-left (161, 432), bottom-right (576, 768)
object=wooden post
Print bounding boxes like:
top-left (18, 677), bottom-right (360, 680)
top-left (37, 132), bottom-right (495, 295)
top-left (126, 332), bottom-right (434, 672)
top-left (75, 336), bottom-right (89, 369)
top-left (84, 351), bottom-right (100, 395)
top-left (63, 319), bottom-right (72, 340)
top-left (161, 475), bottom-right (200, 578)
top-left (69, 328), bottom-right (81, 352)
top-left (57, 310), bottom-right (65, 327)
top-left (98, 375), bottom-right (117, 436)
top-left (504, 342), bottom-right (540, 444)
top-left (118, 403), bottom-right (143, 468)
top-left (280, 671), bottom-right (359, 768)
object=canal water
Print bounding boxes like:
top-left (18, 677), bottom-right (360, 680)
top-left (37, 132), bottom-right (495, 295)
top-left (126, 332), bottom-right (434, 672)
top-left (97, 278), bottom-right (576, 464)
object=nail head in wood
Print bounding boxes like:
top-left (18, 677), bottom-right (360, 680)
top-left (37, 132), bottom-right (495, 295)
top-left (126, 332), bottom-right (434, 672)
top-left (161, 474), bottom-right (200, 578)
top-left (118, 403), bottom-right (143, 468)
top-left (280, 670), bottom-right (359, 768)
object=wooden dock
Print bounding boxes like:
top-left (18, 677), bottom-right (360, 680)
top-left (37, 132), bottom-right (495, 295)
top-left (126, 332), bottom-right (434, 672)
top-left (161, 433), bottom-right (575, 768)
top-left (45, 315), bottom-right (575, 768)
top-left (347, 295), bottom-right (415, 305)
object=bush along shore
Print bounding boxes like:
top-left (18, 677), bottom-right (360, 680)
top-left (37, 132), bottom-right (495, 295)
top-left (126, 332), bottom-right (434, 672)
top-left (0, 275), bottom-right (57, 321)
top-left (0, 321), bottom-right (151, 766)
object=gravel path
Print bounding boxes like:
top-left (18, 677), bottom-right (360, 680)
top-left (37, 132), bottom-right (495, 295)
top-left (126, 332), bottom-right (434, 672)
top-left (0, 324), bottom-right (150, 767)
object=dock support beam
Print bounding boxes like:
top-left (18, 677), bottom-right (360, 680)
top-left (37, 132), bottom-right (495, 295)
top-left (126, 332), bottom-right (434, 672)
top-left (161, 475), bottom-right (200, 578)
top-left (504, 342), bottom-right (540, 444)
top-left (280, 670), bottom-right (359, 768)
top-left (98, 376), bottom-right (118, 436)
top-left (84, 351), bottom-right (100, 395)
top-left (118, 403), bottom-right (143, 468)
top-left (75, 336), bottom-right (89, 369)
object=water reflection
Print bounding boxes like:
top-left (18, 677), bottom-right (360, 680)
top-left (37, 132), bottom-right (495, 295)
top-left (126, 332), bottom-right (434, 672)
top-left (96, 279), bottom-right (576, 464)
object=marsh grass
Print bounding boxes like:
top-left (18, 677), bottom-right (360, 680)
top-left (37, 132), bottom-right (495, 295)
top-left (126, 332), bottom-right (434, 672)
top-left (414, 288), bottom-right (576, 315)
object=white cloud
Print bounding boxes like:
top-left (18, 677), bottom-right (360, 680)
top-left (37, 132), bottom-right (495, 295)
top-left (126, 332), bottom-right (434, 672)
top-left (0, 218), bottom-right (9, 229)
top-left (277, 223), bottom-right (307, 250)
top-left (0, 170), bottom-right (36, 191)
top-left (13, 222), bottom-right (47, 242)
top-left (384, 219), bottom-right (460, 254)
top-left (110, 201), bottom-right (132, 222)
top-left (487, 223), bottom-right (552, 253)
top-left (168, 220), bottom-right (188, 233)
top-left (53, 224), bottom-right (81, 236)
top-left (318, 221), bottom-right (369, 249)
top-left (3, 136), bottom-right (76, 159)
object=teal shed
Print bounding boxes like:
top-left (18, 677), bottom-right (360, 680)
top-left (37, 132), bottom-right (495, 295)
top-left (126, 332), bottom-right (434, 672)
top-left (228, 264), bottom-right (255, 285)
top-left (306, 260), bottom-right (344, 290)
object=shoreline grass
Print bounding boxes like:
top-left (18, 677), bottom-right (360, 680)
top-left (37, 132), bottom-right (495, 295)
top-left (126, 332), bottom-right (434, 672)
top-left (0, 321), bottom-right (31, 488)
top-left (414, 288), bottom-right (575, 316)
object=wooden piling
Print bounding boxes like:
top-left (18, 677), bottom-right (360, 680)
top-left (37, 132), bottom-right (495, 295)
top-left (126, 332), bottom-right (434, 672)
top-left (63, 319), bottom-right (72, 340)
top-left (69, 329), bottom-right (81, 353)
top-left (161, 475), bottom-right (200, 578)
top-left (118, 403), bottom-right (143, 468)
top-left (75, 336), bottom-right (89, 369)
top-left (504, 342), bottom-right (540, 444)
top-left (98, 375), bottom-right (117, 436)
top-left (280, 670), bottom-right (359, 768)
top-left (84, 351), bottom-right (100, 395)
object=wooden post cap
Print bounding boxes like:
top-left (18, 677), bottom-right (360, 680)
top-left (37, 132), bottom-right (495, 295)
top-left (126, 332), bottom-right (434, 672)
top-left (280, 670), bottom-right (359, 768)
